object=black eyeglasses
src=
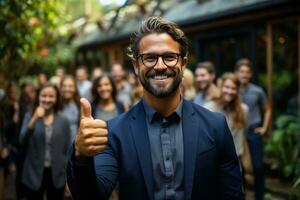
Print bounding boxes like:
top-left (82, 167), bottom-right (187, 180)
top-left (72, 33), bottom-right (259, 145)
top-left (137, 53), bottom-right (182, 68)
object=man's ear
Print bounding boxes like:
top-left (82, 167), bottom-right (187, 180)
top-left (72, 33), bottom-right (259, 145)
top-left (132, 59), bottom-right (139, 76)
top-left (181, 56), bottom-right (188, 71)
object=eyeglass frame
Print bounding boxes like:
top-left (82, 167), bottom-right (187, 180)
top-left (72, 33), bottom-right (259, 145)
top-left (136, 52), bottom-right (184, 68)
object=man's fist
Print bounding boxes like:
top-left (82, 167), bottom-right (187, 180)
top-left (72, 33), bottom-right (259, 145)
top-left (75, 98), bottom-right (108, 158)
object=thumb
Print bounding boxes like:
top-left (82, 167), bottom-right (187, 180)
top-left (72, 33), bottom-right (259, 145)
top-left (80, 98), bottom-right (93, 120)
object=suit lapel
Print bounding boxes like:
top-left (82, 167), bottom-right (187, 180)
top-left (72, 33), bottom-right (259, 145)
top-left (130, 101), bottom-right (154, 200)
top-left (182, 100), bottom-right (199, 200)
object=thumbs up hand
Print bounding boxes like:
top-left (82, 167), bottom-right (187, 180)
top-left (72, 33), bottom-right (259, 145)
top-left (75, 98), bottom-right (108, 158)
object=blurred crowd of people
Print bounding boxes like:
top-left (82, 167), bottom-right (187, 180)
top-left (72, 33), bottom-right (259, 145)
top-left (0, 57), bottom-right (270, 200)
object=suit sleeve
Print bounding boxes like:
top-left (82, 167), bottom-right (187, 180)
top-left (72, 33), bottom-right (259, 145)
top-left (217, 116), bottom-right (245, 200)
top-left (66, 129), bottom-right (119, 200)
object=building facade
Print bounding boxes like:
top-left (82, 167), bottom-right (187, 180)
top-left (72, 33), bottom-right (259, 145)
top-left (75, 0), bottom-right (300, 120)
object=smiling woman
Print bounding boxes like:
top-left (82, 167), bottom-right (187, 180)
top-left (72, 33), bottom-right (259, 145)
top-left (60, 76), bottom-right (81, 144)
top-left (203, 73), bottom-right (248, 160)
top-left (19, 83), bottom-right (71, 200)
top-left (91, 74), bottom-right (127, 121)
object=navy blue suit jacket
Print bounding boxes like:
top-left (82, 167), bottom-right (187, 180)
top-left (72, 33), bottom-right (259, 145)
top-left (67, 100), bottom-right (244, 200)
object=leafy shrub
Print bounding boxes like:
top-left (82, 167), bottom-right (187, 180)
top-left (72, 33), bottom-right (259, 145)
top-left (265, 115), bottom-right (300, 198)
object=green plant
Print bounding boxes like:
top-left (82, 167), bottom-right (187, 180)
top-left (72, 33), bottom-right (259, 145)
top-left (265, 115), bottom-right (300, 178)
top-left (265, 115), bottom-right (300, 198)
top-left (290, 176), bottom-right (300, 199)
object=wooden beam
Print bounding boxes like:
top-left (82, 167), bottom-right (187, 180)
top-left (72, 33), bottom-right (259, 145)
top-left (266, 22), bottom-right (273, 136)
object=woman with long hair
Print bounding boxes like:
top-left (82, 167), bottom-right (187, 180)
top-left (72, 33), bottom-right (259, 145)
top-left (91, 74), bottom-right (126, 200)
top-left (204, 73), bottom-right (248, 161)
top-left (60, 75), bottom-right (80, 143)
top-left (91, 74), bottom-right (127, 121)
top-left (20, 83), bottom-right (70, 200)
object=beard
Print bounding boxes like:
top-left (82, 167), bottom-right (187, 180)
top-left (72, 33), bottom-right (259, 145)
top-left (137, 67), bottom-right (183, 98)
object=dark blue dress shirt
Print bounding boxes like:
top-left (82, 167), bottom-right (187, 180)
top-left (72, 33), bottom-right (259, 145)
top-left (143, 99), bottom-right (184, 200)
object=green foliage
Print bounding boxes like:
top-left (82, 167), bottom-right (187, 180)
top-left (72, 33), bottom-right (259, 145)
top-left (1, 1), bottom-right (51, 66)
top-left (258, 70), bottom-right (292, 92)
top-left (0, 0), bottom-right (77, 80)
top-left (265, 115), bottom-right (300, 198)
top-left (290, 175), bottom-right (300, 199)
top-left (265, 115), bottom-right (300, 177)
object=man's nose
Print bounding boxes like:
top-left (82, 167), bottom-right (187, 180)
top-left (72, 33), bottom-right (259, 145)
top-left (153, 57), bottom-right (167, 70)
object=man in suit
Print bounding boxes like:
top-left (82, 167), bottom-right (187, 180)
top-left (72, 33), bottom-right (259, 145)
top-left (67, 16), bottom-right (244, 200)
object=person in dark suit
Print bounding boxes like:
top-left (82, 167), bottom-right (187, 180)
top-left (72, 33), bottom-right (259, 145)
top-left (67, 16), bottom-right (244, 200)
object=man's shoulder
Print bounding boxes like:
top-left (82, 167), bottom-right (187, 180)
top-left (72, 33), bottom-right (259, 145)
top-left (248, 83), bottom-right (265, 94)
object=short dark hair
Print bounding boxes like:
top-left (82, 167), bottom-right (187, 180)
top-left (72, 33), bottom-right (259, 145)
top-left (127, 16), bottom-right (189, 59)
top-left (235, 58), bottom-right (253, 71)
top-left (195, 61), bottom-right (215, 74)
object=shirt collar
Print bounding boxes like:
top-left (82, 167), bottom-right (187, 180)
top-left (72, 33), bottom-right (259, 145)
top-left (142, 98), bottom-right (183, 124)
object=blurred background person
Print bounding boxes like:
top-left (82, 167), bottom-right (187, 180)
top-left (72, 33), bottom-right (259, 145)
top-left (132, 81), bottom-right (143, 106)
top-left (37, 73), bottom-right (48, 88)
top-left (91, 74), bottom-right (127, 200)
top-left (60, 75), bottom-right (80, 199)
top-left (193, 61), bottom-right (220, 106)
top-left (203, 73), bottom-right (249, 167)
top-left (235, 58), bottom-right (271, 200)
top-left (20, 83), bottom-right (70, 200)
top-left (181, 68), bottom-right (196, 101)
top-left (0, 82), bottom-right (20, 156)
top-left (17, 82), bottom-right (37, 200)
top-left (75, 66), bottom-right (92, 101)
top-left (50, 66), bottom-right (65, 87)
top-left (110, 63), bottom-right (132, 108)
top-left (0, 81), bottom-right (19, 200)
top-left (127, 71), bottom-right (143, 106)
top-left (60, 75), bottom-right (80, 144)
top-left (91, 74), bottom-right (127, 121)
top-left (91, 67), bottom-right (104, 82)
top-left (19, 82), bottom-right (37, 126)
top-left (127, 71), bottom-right (138, 88)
